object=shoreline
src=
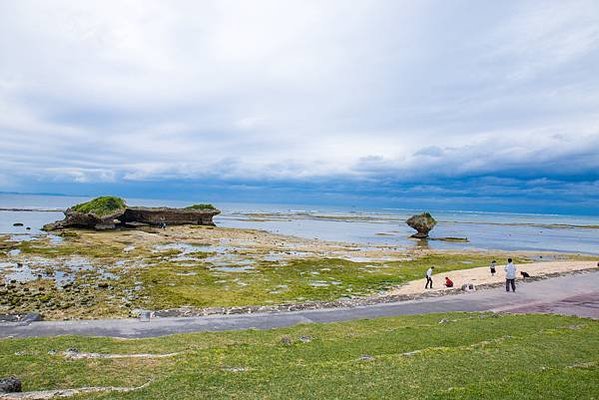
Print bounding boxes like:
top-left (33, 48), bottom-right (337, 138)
top-left (0, 224), bottom-right (597, 321)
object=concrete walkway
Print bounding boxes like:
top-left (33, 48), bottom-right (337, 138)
top-left (1, 271), bottom-right (597, 339)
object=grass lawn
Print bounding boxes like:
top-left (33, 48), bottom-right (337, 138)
top-left (0, 312), bottom-right (597, 399)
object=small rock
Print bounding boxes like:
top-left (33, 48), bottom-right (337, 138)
top-left (63, 347), bottom-right (79, 357)
top-left (299, 336), bottom-right (312, 343)
top-left (280, 336), bottom-right (293, 346)
top-left (0, 376), bottom-right (22, 393)
top-left (359, 354), bottom-right (375, 362)
top-left (12, 223), bottom-right (24, 227)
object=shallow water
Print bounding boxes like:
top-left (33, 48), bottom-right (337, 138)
top-left (1, 194), bottom-right (598, 254)
top-left (0, 255), bottom-right (121, 287)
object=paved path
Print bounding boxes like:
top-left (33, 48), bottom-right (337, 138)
top-left (1, 271), bottom-right (597, 339)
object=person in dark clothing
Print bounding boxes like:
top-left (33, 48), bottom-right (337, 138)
top-left (444, 277), bottom-right (454, 288)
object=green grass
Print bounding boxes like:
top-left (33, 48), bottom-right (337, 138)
top-left (138, 254), bottom-right (528, 310)
top-left (71, 196), bottom-right (127, 217)
top-left (0, 313), bottom-right (597, 399)
top-left (185, 204), bottom-right (217, 210)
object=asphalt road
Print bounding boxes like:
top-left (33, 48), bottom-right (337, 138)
top-left (1, 271), bottom-right (597, 339)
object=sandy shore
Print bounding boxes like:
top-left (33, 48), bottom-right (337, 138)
top-left (389, 261), bottom-right (598, 296)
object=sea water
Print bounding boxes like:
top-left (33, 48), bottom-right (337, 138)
top-left (1, 194), bottom-right (598, 254)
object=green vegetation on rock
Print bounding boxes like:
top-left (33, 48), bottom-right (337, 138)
top-left (71, 196), bottom-right (127, 217)
top-left (185, 204), bottom-right (217, 211)
top-left (0, 313), bottom-right (597, 399)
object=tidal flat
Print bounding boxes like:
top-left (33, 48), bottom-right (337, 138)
top-left (0, 225), bottom-right (590, 320)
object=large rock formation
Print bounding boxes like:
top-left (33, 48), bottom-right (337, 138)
top-left (43, 208), bottom-right (123, 231)
top-left (122, 207), bottom-right (219, 226)
top-left (43, 197), bottom-right (220, 231)
top-left (406, 212), bottom-right (437, 238)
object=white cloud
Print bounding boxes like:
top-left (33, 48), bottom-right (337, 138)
top-left (0, 0), bottom-right (598, 187)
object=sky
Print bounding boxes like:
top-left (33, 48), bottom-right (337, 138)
top-left (1, 0), bottom-right (598, 214)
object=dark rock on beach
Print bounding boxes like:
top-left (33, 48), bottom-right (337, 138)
top-left (0, 376), bottom-right (22, 393)
top-left (12, 223), bottom-right (24, 227)
top-left (406, 212), bottom-right (437, 238)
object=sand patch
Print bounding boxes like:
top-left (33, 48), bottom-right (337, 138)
top-left (388, 261), bottom-right (598, 296)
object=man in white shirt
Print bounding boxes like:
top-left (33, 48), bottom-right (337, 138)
top-left (425, 266), bottom-right (434, 289)
top-left (505, 258), bottom-right (517, 292)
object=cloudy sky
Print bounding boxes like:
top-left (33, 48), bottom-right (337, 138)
top-left (1, 0), bottom-right (598, 213)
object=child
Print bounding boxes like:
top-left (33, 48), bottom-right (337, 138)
top-left (490, 260), bottom-right (497, 276)
top-left (444, 277), bottom-right (454, 288)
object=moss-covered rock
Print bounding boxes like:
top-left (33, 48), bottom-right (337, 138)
top-left (43, 197), bottom-right (220, 230)
top-left (71, 196), bottom-right (127, 217)
top-left (43, 196), bottom-right (127, 231)
top-left (185, 204), bottom-right (216, 210)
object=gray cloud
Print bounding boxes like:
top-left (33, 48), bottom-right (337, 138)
top-left (0, 0), bottom-right (598, 190)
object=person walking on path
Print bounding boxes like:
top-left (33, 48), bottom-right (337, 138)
top-left (490, 260), bottom-right (497, 276)
top-left (505, 258), bottom-right (517, 292)
top-left (425, 266), bottom-right (434, 289)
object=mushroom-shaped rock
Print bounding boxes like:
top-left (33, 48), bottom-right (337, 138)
top-left (406, 212), bottom-right (437, 238)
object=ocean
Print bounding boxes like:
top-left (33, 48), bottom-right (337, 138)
top-left (1, 194), bottom-right (598, 254)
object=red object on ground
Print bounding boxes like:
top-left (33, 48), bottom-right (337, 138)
top-left (445, 277), bottom-right (454, 287)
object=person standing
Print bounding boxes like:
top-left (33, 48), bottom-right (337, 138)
top-left (505, 258), bottom-right (517, 292)
top-left (425, 266), bottom-right (434, 289)
top-left (490, 260), bottom-right (497, 276)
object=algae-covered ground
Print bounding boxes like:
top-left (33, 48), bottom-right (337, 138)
top-left (0, 226), bottom-right (584, 320)
top-left (0, 312), bottom-right (597, 399)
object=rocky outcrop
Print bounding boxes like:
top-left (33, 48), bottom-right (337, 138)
top-left (122, 207), bottom-right (219, 227)
top-left (43, 208), bottom-right (122, 231)
top-left (406, 212), bottom-right (437, 238)
top-left (43, 202), bottom-right (220, 231)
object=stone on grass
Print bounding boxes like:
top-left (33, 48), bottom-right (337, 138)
top-left (0, 376), bottom-right (22, 393)
top-left (280, 336), bottom-right (293, 346)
